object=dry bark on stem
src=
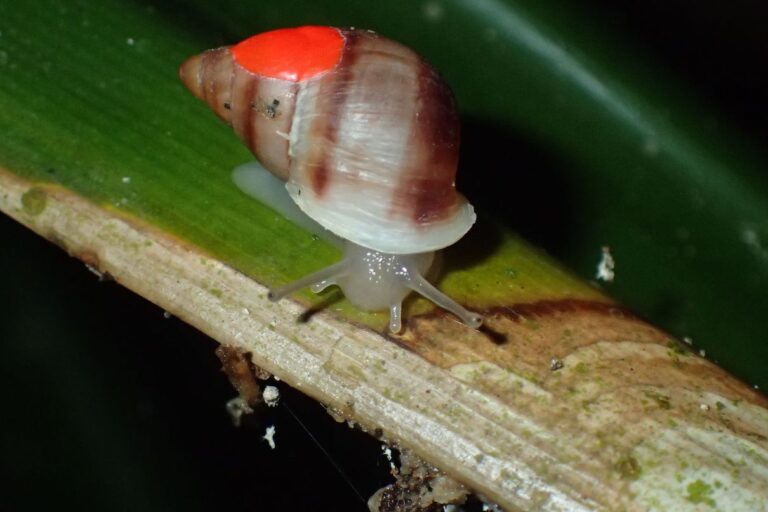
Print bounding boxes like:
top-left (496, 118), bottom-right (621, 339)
top-left (2, 169), bottom-right (767, 511)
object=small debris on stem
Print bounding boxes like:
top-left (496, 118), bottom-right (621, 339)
top-left (596, 246), bottom-right (615, 282)
top-left (263, 385), bottom-right (280, 407)
top-left (262, 425), bottom-right (276, 449)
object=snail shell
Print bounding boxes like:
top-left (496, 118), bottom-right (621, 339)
top-left (179, 26), bottom-right (475, 254)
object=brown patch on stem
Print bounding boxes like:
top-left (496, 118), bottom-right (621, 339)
top-left (77, 249), bottom-right (100, 270)
top-left (397, 298), bottom-right (768, 409)
top-left (495, 298), bottom-right (642, 323)
top-left (215, 345), bottom-right (266, 407)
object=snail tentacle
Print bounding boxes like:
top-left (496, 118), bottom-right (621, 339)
top-left (406, 273), bottom-right (483, 329)
top-left (268, 260), bottom-right (349, 302)
top-left (389, 303), bottom-right (403, 334)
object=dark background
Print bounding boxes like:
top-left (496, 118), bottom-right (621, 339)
top-left (1, 1), bottom-right (766, 510)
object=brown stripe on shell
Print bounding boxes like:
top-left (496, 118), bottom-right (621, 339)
top-left (243, 77), bottom-right (261, 157)
top-left (249, 80), bottom-right (297, 181)
top-left (325, 31), bottom-right (364, 147)
top-left (199, 48), bottom-right (236, 123)
top-left (229, 64), bottom-right (261, 157)
top-left (396, 61), bottom-right (461, 224)
top-left (302, 29), bottom-right (363, 197)
top-left (309, 156), bottom-right (330, 196)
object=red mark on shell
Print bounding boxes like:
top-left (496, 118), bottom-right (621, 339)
top-left (232, 26), bottom-right (344, 82)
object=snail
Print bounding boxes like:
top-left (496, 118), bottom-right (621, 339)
top-left (179, 26), bottom-right (482, 332)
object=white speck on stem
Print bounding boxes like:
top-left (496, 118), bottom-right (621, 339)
top-left (381, 444), bottom-right (397, 472)
top-left (126, 37), bottom-right (135, 46)
top-left (596, 246), bottom-right (615, 282)
top-left (121, 176), bottom-right (131, 184)
top-left (699, 349), bottom-right (706, 357)
top-left (263, 385), bottom-right (280, 407)
top-left (225, 397), bottom-right (253, 427)
top-left (85, 264), bottom-right (105, 280)
top-left (682, 336), bottom-right (693, 345)
top-left (700, 403), bottom-right (711, 412)
top-left (263, 425), bottom-right (276, 449)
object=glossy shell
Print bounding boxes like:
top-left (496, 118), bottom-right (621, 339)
top-left (180, 26), bottom-right (475, 254)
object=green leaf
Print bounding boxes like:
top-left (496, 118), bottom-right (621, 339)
top-left (2, 0), bottom-right (765, 390)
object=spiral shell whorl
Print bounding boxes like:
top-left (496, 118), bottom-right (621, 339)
top-left (180, 47), bottom-right (296, 180)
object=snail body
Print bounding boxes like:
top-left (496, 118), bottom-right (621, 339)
top-left (180, 26), bottom-right (481, 332)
